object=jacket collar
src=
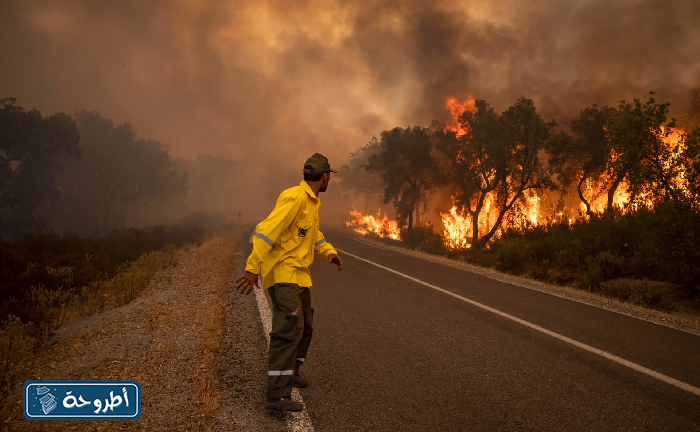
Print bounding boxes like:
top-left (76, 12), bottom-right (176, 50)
top-left (300, 180), bottom-right (320, 202)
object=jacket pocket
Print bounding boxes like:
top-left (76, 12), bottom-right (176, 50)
top-left (270, 310), bottom-right (301, 341)
top-left (294, 220), bottom-right (314, 243)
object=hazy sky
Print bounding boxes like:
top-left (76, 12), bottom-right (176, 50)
top-left (2, 0), bottom-right (699, 215)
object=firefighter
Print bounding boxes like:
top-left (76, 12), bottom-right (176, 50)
top-left (234, 153), bottom-right (344, 412)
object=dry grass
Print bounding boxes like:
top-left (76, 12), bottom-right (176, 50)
top-left (191, 233), bottom-right (236, 420)
top-left (0, 228), bottom-right (243, 431)
top-left (0, 247), bottom-right (179, 395)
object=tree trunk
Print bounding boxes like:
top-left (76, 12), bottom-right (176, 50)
top-left (407, 209), bottom-right (413, 233)
top-left (474, 210), bottom-right (507, 250)
top-left (470, 200), bottom-right (484, 248)
top-left (606, 170), bottom-right (626, 213)
top-left (577, 175), bottom-right (593, 216)
top-left (473, 187), bottom-right (523, 250)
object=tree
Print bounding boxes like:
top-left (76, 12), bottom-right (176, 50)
top-left (565, 105), bottom-right (611, 216)
top-left (434, 98), bottom-right (561, 250)
top-left (682, 128), bottom-right (700, 209)
top-left (607, 94), bottom-right (674, 211)
top-left (367, 126), bottom-right (440, 233)
top-left (433, 100), bottom-right (504, 246)
top-left (563, 94), bottom-right (680, 214)
top-left (634, 125), bottom-right (700, 210)
top-left (0, 98), bottom-right (80, 237)
top-left (52, 110), bottom-right (187, 234)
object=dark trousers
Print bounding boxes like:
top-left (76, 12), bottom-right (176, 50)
top-left (266, 283), bottom-right (313, 399)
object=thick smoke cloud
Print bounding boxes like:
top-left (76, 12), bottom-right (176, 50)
top-left (1, 0), bottom-right (698, 220)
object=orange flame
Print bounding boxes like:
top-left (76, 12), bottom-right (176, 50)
top-left (347, 208), bottom-right (401, 240)
top-left (439, 94), bottom-right (694, 249)
top-left (440, 202), bottom-right (472, 249)
top-left (445, 95), bottom-right (476, 137)
top-left (440, 192), bottom-right (541, 250)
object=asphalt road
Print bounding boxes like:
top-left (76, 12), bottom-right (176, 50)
top-left (265, 229), bottom-right (700, 431)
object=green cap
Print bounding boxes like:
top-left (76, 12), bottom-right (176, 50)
top-left (303, 153), bottom-right (337, 175)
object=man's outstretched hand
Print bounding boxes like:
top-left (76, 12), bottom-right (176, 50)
top-left (235, 271), bottom-right (260, 294)
top-left (328, 253), bottom-right (343, 271)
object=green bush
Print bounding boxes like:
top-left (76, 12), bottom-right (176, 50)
top-left (587, 251), bottom-right (623, 279)
top-left (583, 251), bottom-right (622, 290)
top-left (583, 262), bottom-right (604, 290)
top-left (495, 238), bottom-right (531, 273)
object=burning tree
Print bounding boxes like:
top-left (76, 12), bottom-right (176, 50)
top-left (348, 92), bottom-right (700, 252)
top-left (562, 94), bottom-right (698, 214)
top-left (434, 98), bottom-right (562, 250)
top-left (563, 104), bottom-right (611, 216)
top-left (367, 126), bottom-right (441, 233)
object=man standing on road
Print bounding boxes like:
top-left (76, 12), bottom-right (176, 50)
top-left (235, 153), bottom-right (344, 412)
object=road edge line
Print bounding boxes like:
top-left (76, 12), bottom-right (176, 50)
top-left (336, 247), bottom-right (700, 398)
top-left (333, 231), bottom-right (700, 337)
top-left (253, 281), bottom-right (315, 431)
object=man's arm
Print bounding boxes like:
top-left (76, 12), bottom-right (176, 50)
top-left (315, 230), bottom-right (343, 271)
top-left (245, 193), bottom-right (302, 274)
top-left (235, 192), bottom-right (301, 294)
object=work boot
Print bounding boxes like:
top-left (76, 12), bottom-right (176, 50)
top-left (293, 373), bottom-right (308, 388)
top-left (264, 397), bottom-right (303, 412)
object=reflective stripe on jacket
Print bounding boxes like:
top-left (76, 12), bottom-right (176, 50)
top-left (245, 180), bottom-right (337, 289)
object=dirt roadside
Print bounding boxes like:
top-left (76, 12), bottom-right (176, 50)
top-left (1, 227), bottom-right (281, 431)
top-left (212, 237), bottom-right (289, 432)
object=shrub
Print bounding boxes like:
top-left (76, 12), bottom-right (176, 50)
top-left (587, 251), bottom-right (623, 279)
top-left (600, 279), bottom-right (632, 300)
top-left (0, 315), bottom-right (31, 387)
top-left (401, 226), bottom-right (446, 254)
top-left (495, 238), bottom-right (531, 273)
top-left (629, 279), bottom-right (657, 306)
top-left (583, 262), bottom-right (604, 290)
top-left (637, 201), bottom-right (700, 289)
top-left (529, 258), bottom-right (551, 280)
top-left (582, 251), bottom-right (622, 290)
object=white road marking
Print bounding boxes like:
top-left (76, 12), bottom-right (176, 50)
top-left (254, 282), bottom-right (315, 432)
top-left (336, 247), bottom-right (700, 398)
top-left (335, 232), bottom-right (700, 337)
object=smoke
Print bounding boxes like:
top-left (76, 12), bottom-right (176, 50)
top-left (1, 0), bottom-right (698, 222)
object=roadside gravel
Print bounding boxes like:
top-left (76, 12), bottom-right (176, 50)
top-left (212, 233), bottom-right (288, 432)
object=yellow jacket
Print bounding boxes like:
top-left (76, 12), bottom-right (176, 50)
top-left (245, 180), bottom-right (337, 289)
